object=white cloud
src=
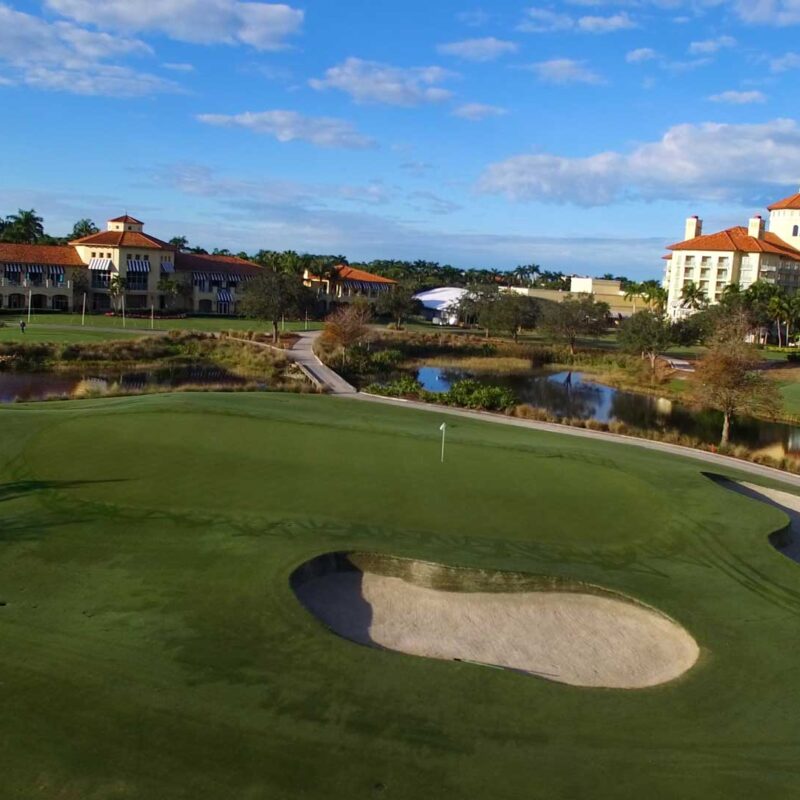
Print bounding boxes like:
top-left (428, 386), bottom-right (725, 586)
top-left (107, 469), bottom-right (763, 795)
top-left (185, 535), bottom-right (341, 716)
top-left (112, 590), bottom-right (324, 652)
top-left (626, 47), bottom-right (658, 63)
top-left (734, 0), bottom-right (800, 26)
top-left (771, 52), bottom-right (800, 71)
top-left (310, 58), bottom-right (454, 106)
top-left (162, 62), bottom-right (195, 72)
top-left (688, 35), bottom-right (736, 54)
top-left (453, 103), bottom-right (508, 122)
top-left (46, 0), bottom-right (304, 50)
top-left (528, 59), bottom-right (604, 84)
top-left (519, 7), bottom-right (636, 33)
top-left (518, 8), bottom-right (575, 32)
top-left (196, 110), bottom-right (376, 149)
top-left (478, 119), bottom-right (800, 206)
top-left (437, 37), bottom-right (518, 62)
top-left (709, 89), bottom-right (766, 103)
top-left (577, 12), bottom-right (636, 32)
top-left (0, 3), bottom-right (178, 96)
top-left (453, 102), bottom-right (508, 120)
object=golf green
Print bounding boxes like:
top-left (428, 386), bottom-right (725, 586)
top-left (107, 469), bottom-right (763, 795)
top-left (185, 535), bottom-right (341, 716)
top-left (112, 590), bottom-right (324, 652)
top-left (1, 392), bottom-right (799, 799)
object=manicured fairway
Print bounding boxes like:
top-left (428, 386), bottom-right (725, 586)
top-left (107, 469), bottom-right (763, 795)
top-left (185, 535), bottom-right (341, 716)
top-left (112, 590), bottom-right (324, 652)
top-left (0, 325), bottom-right (144, 343)
top-left (11, 313), bottom-right (323, 334)
top-left (1, 393), bottom-right (799, 799)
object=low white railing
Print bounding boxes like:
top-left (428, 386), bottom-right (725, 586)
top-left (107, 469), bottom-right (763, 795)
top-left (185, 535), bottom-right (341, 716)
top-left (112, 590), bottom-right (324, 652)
top-left (0, 278), bottom-right (72, 290)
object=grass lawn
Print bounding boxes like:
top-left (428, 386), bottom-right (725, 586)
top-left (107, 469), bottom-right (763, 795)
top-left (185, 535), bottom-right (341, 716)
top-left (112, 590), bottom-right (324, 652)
top-left (0, 325), bottom-right (147, 343)
top-left (2, 313), bottom-right (323, 334)
top-left (1, 393), bottom-right (799, 798)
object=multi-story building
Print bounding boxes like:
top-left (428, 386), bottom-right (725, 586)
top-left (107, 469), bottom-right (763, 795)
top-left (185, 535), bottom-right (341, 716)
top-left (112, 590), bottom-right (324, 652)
top-left (0, 214), bottom-right (262, 314)
top-left (664, 190), bottom-right (800, 319)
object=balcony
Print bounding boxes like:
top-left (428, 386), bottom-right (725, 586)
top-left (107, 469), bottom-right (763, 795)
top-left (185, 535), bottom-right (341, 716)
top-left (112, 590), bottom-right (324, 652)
top-left (0, 278), bottom-right (72, 290)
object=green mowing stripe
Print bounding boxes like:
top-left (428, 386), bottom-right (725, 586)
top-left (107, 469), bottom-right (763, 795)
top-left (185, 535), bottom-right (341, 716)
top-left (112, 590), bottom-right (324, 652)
top-left (0, 392), bottom-right (799, 799)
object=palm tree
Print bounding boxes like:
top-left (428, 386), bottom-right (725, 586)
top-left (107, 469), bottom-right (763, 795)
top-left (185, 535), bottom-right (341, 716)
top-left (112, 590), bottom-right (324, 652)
top-left (3, 209), bottom-right (44, 243)
top-left (767, 292), bottom-right (790, 348)
top-left (157, 277), bottom-right (179, 310)
top-left (109, 275), bottom-right (127, 313)
top-left (643, 286), bottom-right (668, 314)
top-left (680, 281), bottom-right (707, 311)
top-left (624, 282), bottom-right (643, 313)
top-left (71, 218), bottom-right (99, 239)
top-left (169, 236), bottom-right (189, 251)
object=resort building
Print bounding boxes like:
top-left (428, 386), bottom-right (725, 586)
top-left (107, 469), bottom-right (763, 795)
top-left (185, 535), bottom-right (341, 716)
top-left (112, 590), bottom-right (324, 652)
top-left (508, 277), bottom-right (639, 317)
top-left (0, 214), bottom-right (270, 315)
top-left (663, 190), bottom-right (800, 319)
top-left (303, 264), bottom-right (396, 305)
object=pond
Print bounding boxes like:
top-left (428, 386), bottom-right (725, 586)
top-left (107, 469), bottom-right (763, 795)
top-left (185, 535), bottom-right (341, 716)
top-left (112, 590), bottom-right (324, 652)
top-left (416, 366), bottom-right (800, 459)
top-left (0, 366), bottom-right (253, 403)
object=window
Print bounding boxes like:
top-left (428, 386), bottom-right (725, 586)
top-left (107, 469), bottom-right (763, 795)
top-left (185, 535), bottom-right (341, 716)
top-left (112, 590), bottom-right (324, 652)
top-left (126, 274), bottom-right (148, 291)
top-left (144, 254), bottom-right (149, 261)
top-left (91, 252), bottom-right (97, 258)
top-left (91, 271), bottom-right (110, 289)
top-left (127, 254), bottom-right (132, 260)
top-left (793, 225), bottom-right (799, 236)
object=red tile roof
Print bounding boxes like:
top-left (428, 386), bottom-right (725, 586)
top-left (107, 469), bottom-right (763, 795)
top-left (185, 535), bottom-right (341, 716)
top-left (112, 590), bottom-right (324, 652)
top-left (336, 265), bottom-right (396, 284)
top-left (70, 230), bottom-right (174, 250)
top-left (108, 214), bottom-right (144, 224)
top-left (667, 226), bottom-right (800, 262)
top-left (175, 252), bottom-right (261, 275)
top-left (0, 243), bottom-right (86, 267)
top-left (768, 192), bottom-right (800, 211)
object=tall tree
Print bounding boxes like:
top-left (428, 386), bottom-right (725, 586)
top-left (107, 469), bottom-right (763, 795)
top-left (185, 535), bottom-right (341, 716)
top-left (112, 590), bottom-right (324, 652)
top-left (375, 285), bottom-right (421, 330)
top-left (692, 311), bottom-right (780, 446)
top-left (169, 236), bottom-right (189, 251)
top-left (71, 218), bottom-right (99, 239)
top-left (618, 310), bottom-right (675, 374)
top-left (680, 281), bottom-right (707, 311)
top-left (239, 271), bottom-right (310, 343)
top-left (321, 301), bottom-right (372, 364)
top-left (3, 209), bottom-right (44, 243)
top-left (540, 295), bottom-right (610, 354)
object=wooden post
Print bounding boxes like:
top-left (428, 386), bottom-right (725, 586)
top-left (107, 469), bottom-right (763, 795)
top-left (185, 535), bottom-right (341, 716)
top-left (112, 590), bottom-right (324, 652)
top-left (27, 290), bottom-right (32, 324)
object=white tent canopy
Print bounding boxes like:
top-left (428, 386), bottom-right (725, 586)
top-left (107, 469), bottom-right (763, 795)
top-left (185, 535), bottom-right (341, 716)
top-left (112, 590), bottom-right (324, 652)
top-left (413, 287), bottom-right (467, 325)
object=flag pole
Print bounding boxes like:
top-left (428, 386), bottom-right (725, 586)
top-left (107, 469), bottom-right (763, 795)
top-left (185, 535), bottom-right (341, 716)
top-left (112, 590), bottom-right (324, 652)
top-left (81, 292), bottom-right (86, 326)
top-left (27, 290), bottom-right (32, 324)
top-left (440, 422), bottom-right (447, 464)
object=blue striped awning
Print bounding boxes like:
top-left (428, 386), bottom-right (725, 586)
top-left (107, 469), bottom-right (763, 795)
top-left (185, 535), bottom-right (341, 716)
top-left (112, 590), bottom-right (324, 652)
top-left (48, 266), bottom-right (65, 277)
top-left (26, 265), bottom-right (44, 275)
top-left (342, 279), bottom-right (392, 293)
top-left (160, 260), bottom-right (174, 273)
top-left (126, 260), bottom-right (150, 273)
top-left (89, 258), bottom-right (113, 271)
top-left (3, 264), bottom-right (22, 272)
top-left (218, 289), bottom-right (233, 303)
top-left (193, 272), bottom-right (225, 282)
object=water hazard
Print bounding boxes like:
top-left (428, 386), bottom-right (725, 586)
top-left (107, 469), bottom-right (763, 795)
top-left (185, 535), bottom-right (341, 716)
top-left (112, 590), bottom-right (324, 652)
top-left (417, 366), bottom-right (800, 459)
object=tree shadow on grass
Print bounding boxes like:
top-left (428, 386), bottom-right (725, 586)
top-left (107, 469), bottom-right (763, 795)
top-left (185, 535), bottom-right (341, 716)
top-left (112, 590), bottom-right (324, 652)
top-left (0, 479), bottom-right (128, 543)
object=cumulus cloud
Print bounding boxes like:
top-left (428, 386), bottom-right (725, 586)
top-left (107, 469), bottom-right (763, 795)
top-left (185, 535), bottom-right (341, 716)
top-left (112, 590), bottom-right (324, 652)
top-left (452, 102), bottom-right (508, 120)
top-left (477, 119), bottom-right (800, 206)
top-left (0, 3), bottom-right (178, 96)
top-left (709, 89), bottom-right (766, 103)
top-left (310, 58), bottom-right (454, 105)
top-left (528, 58), bottom-right (604, 84)
top-left (771, 51), bottom-right (800, 71)
top-left (519, 7), bottom-right (636, 33)
top-left (196, 110), bottom-right (376, 149)
top-left (734, 0), bottom-right (800, 26)
top-left (437, 37), bottom-right (518, 62)
top-left (626, 47), bottom-right (658, 63)
top-left (45, 0), bottom-right (304, 50)
top-left (688, 35), bottom-right (736, 54)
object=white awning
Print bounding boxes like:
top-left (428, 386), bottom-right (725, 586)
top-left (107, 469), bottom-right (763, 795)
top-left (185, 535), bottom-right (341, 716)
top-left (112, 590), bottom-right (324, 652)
top-left (126, 260), bottom-right (150, 273)
top-left (89, 258), bottom-right (113, 271)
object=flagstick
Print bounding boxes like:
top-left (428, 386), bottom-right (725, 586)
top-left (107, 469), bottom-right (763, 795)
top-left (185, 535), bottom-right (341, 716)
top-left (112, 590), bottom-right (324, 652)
top-left (440, 422), bottom-right (447, 464)
top-left (81, 292), bottom-right (86, 326)
top-left (27, 290), bottom-right (32, 324)
top-left (151, 304), bottom-right (155, 330)
top-left (122, 294), bottom-right (126, 328)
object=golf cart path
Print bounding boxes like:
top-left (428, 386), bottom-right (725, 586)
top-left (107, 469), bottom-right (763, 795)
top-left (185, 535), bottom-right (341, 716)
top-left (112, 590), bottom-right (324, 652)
top-left (290, 330), bottom-right (800, 489)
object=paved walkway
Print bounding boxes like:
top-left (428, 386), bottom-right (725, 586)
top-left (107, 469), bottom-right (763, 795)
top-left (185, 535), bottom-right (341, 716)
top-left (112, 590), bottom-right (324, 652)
top-left (289, 332), bottom-right (357, 394)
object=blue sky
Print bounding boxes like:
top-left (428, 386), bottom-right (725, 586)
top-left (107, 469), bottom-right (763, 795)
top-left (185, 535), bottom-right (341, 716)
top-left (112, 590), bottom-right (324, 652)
top-left (2, 0), bottom-right (800, 279)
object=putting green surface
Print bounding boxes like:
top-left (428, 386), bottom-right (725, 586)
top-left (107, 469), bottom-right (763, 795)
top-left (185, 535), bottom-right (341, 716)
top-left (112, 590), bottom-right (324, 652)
top-left (1, 393), bottom-right (799, 799)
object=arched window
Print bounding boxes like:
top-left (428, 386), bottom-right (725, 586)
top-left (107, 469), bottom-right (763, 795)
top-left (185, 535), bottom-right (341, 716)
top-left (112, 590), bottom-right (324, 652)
top-left (793, 225), bottom-right (799, 237)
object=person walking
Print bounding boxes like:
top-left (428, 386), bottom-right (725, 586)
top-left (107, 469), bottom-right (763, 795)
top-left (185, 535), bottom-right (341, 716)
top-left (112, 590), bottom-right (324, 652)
top-left (19, 320), bottom-right (26, 335)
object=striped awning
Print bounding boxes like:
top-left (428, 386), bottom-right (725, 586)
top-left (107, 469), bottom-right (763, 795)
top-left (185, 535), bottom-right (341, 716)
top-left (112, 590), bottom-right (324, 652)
top-left (218, 289), bottom-right (233, 303)
top-left (342, 279), bottom-right (392, 293)
top-left (192, 272), bottom-right (225, 282)
top-left (160, 260), bottom-right (174, 273)
top-left (89, 258), bottom-right (113, 271)
top-left (48, 266), bottom-right (65, 277)
top-left (3, 263), bottom-right (22, 272)
top-left (126, 260), bottom-right (150, 273)
top-left (25, 265), bottom-right (44, 275)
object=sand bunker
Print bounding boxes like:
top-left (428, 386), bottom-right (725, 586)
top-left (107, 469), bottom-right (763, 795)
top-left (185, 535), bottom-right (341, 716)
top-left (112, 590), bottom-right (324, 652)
top-left (292, 554), bottom-right (699, 689)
